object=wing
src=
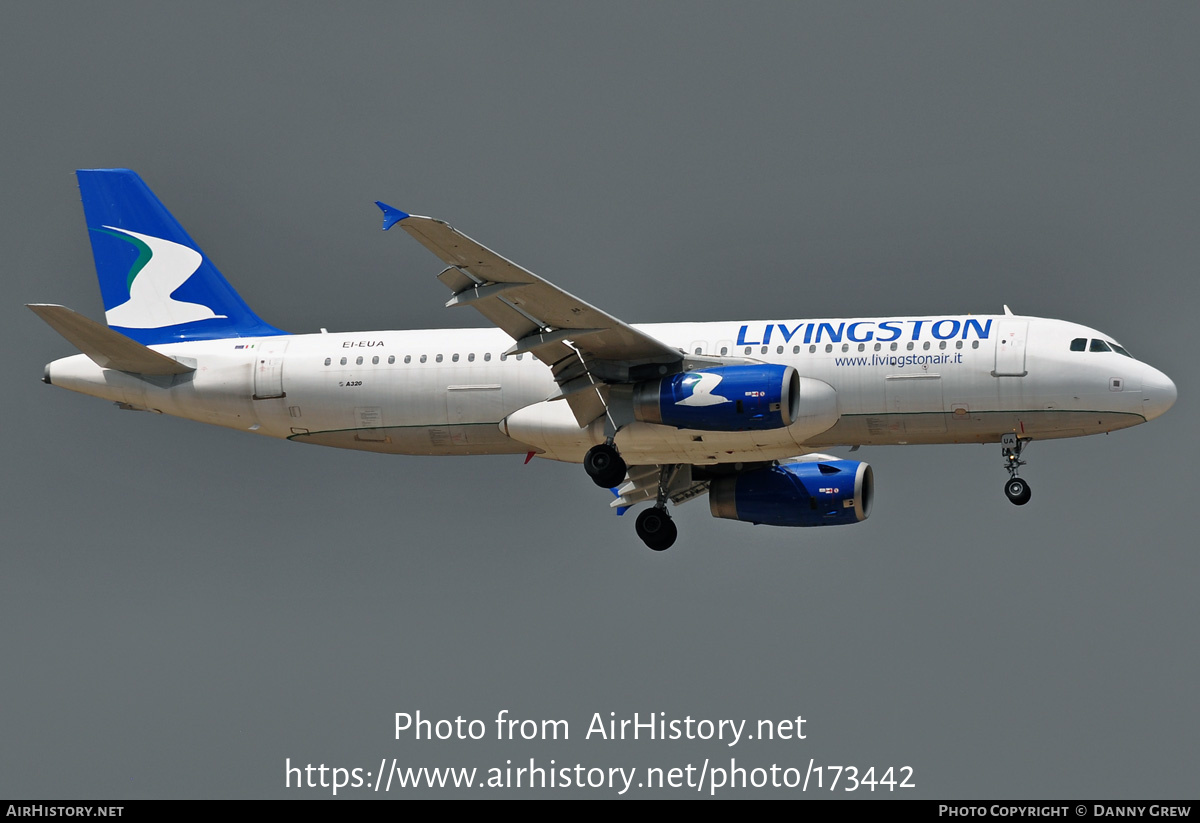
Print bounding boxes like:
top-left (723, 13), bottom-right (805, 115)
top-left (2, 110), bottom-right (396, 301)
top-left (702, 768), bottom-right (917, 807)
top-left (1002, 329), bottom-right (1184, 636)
top-left (608, 454), bottom-right (835, 515)
top-left (377, 203), bottom-right (683, 426)
top-left (609, 464), bottom-right (711, 513)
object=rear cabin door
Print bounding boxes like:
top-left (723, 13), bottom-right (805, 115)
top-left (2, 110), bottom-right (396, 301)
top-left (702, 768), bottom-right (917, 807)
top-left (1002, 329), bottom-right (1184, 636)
top-left (253, 339), bottom-right (290, 399)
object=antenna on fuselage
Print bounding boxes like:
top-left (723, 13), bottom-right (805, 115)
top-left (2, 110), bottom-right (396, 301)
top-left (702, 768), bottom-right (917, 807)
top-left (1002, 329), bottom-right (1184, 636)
top-left (1003, 305), bottom-right (1015, 316)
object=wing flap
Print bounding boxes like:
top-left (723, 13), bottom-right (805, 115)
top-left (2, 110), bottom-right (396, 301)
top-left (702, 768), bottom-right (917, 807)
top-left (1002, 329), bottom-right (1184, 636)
top-left (609, 464), bottom-right (710, 511)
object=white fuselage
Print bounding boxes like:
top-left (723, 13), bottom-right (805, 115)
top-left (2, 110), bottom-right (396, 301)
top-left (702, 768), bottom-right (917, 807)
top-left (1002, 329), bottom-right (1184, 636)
top-left (45, 314), bottom-right (1175, 466)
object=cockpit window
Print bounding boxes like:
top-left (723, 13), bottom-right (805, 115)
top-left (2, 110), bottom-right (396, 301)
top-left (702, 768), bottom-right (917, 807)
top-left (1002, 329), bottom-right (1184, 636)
top-left (1089, 339), bottom-right (1111, 352)
top-left (1109, 342), bottom-right (1133, 358)
top-left (1070, 338), bottom-right (1086, 352)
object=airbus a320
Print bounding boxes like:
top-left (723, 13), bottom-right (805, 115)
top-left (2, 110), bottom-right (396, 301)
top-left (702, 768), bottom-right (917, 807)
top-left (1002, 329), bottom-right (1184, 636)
top-left (30, 170), bottom-right (1177, 550)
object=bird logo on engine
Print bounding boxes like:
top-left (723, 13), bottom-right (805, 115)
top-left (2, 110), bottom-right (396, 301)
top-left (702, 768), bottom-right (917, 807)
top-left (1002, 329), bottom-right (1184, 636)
top-left (676, 372), bottom-right (732, 407)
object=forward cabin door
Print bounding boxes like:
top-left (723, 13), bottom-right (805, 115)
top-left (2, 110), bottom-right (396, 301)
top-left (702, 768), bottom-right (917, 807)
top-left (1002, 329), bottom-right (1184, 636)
top-left (993, 321), bottom-right (1028, 376)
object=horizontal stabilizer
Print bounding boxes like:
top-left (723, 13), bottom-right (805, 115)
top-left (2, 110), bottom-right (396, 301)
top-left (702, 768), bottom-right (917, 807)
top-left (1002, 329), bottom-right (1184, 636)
top-left (27, 304), bottom-right (194, 375)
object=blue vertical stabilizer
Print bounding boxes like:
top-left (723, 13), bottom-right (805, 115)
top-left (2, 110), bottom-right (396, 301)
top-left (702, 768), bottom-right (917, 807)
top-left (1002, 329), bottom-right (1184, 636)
top-left (77, 169), bottom-right (285, 343)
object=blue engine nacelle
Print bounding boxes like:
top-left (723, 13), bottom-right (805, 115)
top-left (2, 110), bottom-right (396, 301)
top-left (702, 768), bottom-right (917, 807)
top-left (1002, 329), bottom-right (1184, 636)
top-left (709, 459), bottom-right (874, 527)
top-left (632, 364), bottom-right (800, 432)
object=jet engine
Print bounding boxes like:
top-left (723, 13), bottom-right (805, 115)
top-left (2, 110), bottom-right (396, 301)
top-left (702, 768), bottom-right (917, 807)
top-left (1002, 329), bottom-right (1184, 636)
top-left (632, 364), bottom-right (800, 432)
top-left (709, 459), bottom-right (873, 527)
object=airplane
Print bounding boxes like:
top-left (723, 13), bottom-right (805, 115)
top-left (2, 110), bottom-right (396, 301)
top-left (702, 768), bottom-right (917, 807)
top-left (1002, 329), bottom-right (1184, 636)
top-left (29, 169), bottom-right (1178, 551)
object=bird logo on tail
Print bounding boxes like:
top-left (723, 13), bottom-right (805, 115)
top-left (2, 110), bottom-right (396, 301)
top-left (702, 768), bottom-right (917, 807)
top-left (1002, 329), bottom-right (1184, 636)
top-left (92, 226), bottom-right (227, 329)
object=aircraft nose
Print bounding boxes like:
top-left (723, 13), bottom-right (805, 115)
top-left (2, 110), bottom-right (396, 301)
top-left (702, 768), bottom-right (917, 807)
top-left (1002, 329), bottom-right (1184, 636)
top-left (1141, 366), bottom-right (1177, 421)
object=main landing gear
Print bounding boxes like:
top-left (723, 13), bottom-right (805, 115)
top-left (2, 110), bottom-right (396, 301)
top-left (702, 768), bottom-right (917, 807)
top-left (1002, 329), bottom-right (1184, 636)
top-left (1001, 433), bottom-right (1032, 506)
top-left (584, 445), bottom-right (678, 551)
top-left (635, 507), bottom-right (677, 552)
top-left (634, 464), bottom-right (679, 552)
top-left (584, 442), bottom-right (627, 489)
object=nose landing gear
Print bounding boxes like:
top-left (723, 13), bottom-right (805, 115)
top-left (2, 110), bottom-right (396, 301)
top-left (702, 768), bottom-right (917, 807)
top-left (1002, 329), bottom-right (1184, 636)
top-left (1001, 433), bottom-right (1032, 505)
top-left (1004, 476), bottom-right (1031, 505)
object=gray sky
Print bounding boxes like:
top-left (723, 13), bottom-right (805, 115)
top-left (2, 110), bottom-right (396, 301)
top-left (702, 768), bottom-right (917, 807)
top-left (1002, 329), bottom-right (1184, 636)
top-left (2, 2), bottom-right (1196, 799)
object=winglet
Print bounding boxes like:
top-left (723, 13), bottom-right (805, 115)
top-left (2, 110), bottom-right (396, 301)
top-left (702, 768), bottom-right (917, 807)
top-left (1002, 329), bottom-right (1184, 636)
top-left (375, 201), bottom-right (410, 231)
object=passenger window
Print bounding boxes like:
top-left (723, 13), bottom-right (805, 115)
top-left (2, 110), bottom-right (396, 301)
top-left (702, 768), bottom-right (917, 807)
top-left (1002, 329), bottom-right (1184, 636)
top-left (694, 347), bottom-right (702, 354)
top-left (420, 354), bottom-right (427, 363)
top-left (484, 353), bottom-right (491, 362)
top-left (744, 347), bottom-right (752, 355)
top-left (1070, 338), bottom-right (1086, 352)
top-left (906, 342), bottom-right (914, 351)
top-left (356, 356), bottom-right (363, 365)
top-left (858, 343), bottom-right (865, 352)
top-left (777, 346), bottom-right (784, 354)
top-left (825, 344), bottom-right (833, 353)
top-left (388, 355), bottom-right (395, 364)
top-left (971, 341), bottom-right (979, 349)
top-left (809, 345), bottom-right (816, 354)
top-left (452, 353), bottom-right (459, 362)
top-left (938, 341), bottom-right (946, 350)
top-left (719, 346), bottom-right (728, 356)
top-left (955, 340), bottom-right (963, 349)
top-left (890, 342), bottom-right (897, 351)
top-left (516, 353), bottom-right (524, 361)
top-left (841, 344), bottom-right (849, 353)
top-left (323, 357), bottom-right (331, 366)
top-left (761, 346), bottom-right (768, 354)
top-left (404, 355), bottom-right (411, 364)
top-left (500, 353), bottom-right (507, 361)
top-left (339, 357), bottom-right (347, 365)
top-left (372, 356), bottom-right (379, 365)
top-left (793, 346), bottom-right (801, 354)
top-left (874, 343), bottom-right (881, 352)
top-left (468, 353), bottom-right (475, 362)
top-left (436, 354), bottom-right (444, 362)
top-left (922, 342), bottom-right (930, 351)
top-left (1090, 339), bottom-right (1111, 352)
